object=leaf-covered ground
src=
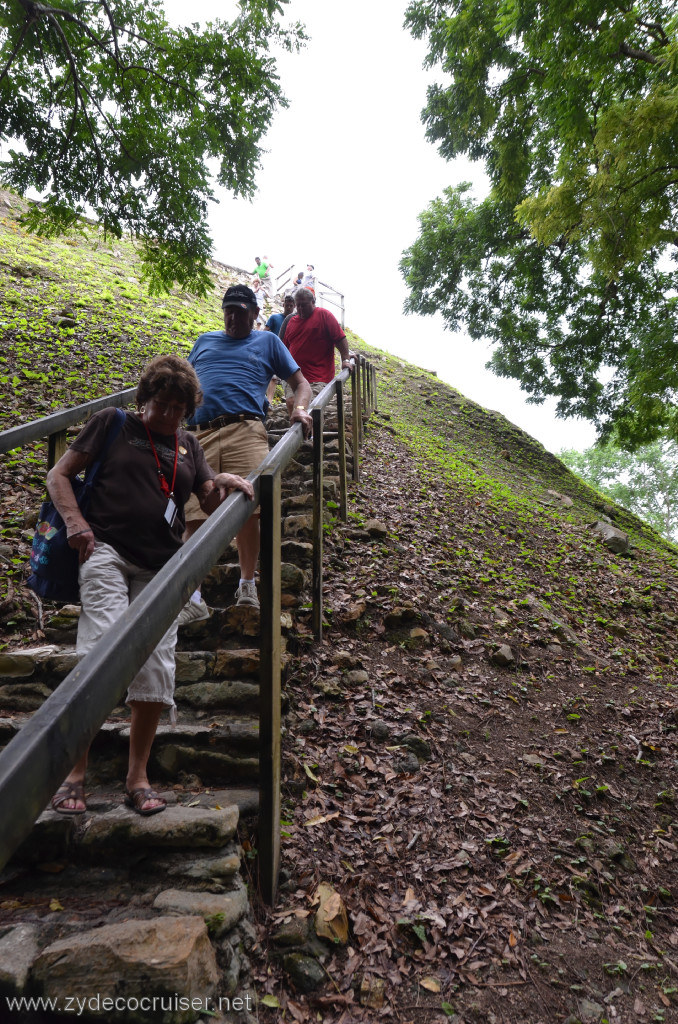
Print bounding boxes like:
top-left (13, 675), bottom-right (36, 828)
top-left (3, 191), bottom-right (678, 1023)
top-left (248, 359), bottom-right (678, 1023)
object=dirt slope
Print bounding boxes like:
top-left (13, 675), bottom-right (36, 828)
top-left (253, 377), bottom-right (678, 1023)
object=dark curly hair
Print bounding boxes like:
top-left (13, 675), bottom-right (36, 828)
top-left (136, 355), bottom-right (202, 418)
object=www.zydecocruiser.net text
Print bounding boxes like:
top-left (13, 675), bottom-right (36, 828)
top-left (5, 993), bottom-right (254, 1016)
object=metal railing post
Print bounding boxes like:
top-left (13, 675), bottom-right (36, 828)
top-left (258, 467), bottom-right (282, 905)
top-left (47, 429), bottom-right (68, 470)
top-left (336, 379), bottom-right (348, 522)
top-left (312, 407), bottom-right (324, 641)
top-left (372, 364), bottom-right (378, 412)
top-left (352, 360), bottom-right (361, 482)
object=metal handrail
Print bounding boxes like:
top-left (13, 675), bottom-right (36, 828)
top-left (0, 362), bottom-right (366, 885)
top-left (0, 388), bottom-right (138, 457)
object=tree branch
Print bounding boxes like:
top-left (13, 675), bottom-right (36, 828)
top-left (0, 18), bottom-right (33, 88)
top-left (17, 0), bottom-right (112, 54)
top-left (614, 165), bottom-right (678, 196)
top-left (635, 19), bottom-right (669, 46)
top-left (618, 40), bottom-right (661, 65)
top-left (99, 0), bottom-right (121, 63)
top-left (44, 11), bottom-right (105, 182)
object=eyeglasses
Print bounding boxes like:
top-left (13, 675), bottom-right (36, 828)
top-left (151, 399), bottom-right (186, 416)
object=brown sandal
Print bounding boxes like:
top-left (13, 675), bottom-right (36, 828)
top-left (124, 787), bottom-right (167, 816)
top-left (51, 781), bottom-right (86, 815)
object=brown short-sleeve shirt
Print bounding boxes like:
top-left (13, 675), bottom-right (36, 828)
top-left (70, 409), bottom-right (214, 570)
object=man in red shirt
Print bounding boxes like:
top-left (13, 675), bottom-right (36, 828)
top-left (283, 288), bottom-right (353, 414)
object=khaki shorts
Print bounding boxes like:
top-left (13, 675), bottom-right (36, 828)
top-left (184, 418), bottom-right (270, 523)
top-left (78, 541), bottom-right (178, 714)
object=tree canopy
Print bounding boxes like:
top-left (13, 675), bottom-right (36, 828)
top-left (401, 0), bottom-right (678, 446)
top-left (560, 439), bottom-right (678, 541)
top-left (0, 0), bottom-right (303, 294)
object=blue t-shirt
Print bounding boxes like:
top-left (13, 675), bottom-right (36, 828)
top-left (265, 312), bottom-right (285, 336)
top-left (187, 330), bottom-right (299, 424)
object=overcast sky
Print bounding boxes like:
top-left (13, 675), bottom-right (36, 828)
top-left (181, 2), bottom-right (596, 452)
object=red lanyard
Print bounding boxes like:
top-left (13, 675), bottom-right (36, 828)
top-left (142, 421), bottom-right (178, 498)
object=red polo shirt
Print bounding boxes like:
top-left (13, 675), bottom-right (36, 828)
top-left (283, 307), bottom-right (345, 383)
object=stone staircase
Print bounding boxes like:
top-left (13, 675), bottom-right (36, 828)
top-left (0, 397), bottom-right (354, 1021)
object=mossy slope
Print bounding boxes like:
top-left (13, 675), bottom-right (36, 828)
top-left (0, 188), bottom-right (241, 428)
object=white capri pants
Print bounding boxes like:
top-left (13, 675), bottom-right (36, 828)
top-left (77, 541), bottom-right (179, 719)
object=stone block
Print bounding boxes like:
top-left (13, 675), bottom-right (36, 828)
top-left (282, 493), bottom-right (313, 511)
top-left (281, 562), bottom-right (305, 593)
top-left (213, 649), bottom-right (259, 679)
top-left (0, 924), bottom-right (39, 993)
top-left (159, 845), bottom-right (241, 882)
top-left (0, 646), bottom-right (59, 679)
top-left (590, 520), bottom-right (629, 554)
top-left (174, 652), bottom-right (213, 684)
top-left (154, 746), bottom-right (258, 783)
top-left (153, 877), bottom-right (248, 937)
top-left (280, 540), bottom-right (313, 566)
top-left (283, 514), bottom-right (313, 539)
top-left (80, 804), bottom-right (239, 852)
top-left (174, 680), bottom-right (259, 711)
top-left (0, 683), bottom-right (51, 711)
top-left (47, 651), bottom-right (79, 678)
top-left (217, 605), bottom-right (260, 638)
top-left (31, 917), bottom-right (218, 1022)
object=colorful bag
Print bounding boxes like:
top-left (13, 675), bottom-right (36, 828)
top-left (27, 409), bottom-right (126, 603)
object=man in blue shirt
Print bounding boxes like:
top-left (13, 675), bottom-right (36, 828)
top-left (265, 294), bottom-right (295, 337)
top-left (182, 285), bottom-right (312, 614)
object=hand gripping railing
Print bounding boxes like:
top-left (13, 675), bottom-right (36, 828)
top-left (0, 355), bottom-right (377, 902)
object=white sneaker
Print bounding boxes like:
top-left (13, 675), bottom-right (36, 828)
top-left (177, 598), bottom-right (210, 626)
top-left (235, 581), bottom-right (260, 609)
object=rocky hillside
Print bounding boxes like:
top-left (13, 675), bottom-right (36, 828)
top-left (2, 191), bottom-right (678, 1023)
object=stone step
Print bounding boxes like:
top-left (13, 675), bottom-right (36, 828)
top-left (26, 798), bottom-right (240, 863)
top-left (0, 642), bottom-right (269, 696)
top-left (0, 713), bottom-right (261, 785)
top-left (201, 560), bottom-right (306, 608)
top-left (4, 786), bottom-right (257, 873)
top-left (0, 795), bottom-right (257, 1009)
top-left (281, 475), bottom-right (341, 501)
top-left (282, 491), bottom-right (313, 511)
top-left (293, 445), bottom-right (352, 468)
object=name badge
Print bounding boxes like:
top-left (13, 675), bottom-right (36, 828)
top-left (164, 497), bottom-right (178, 527)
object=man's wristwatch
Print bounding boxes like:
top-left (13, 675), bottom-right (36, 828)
top-left (294, 405), bottom-right (306, 412)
